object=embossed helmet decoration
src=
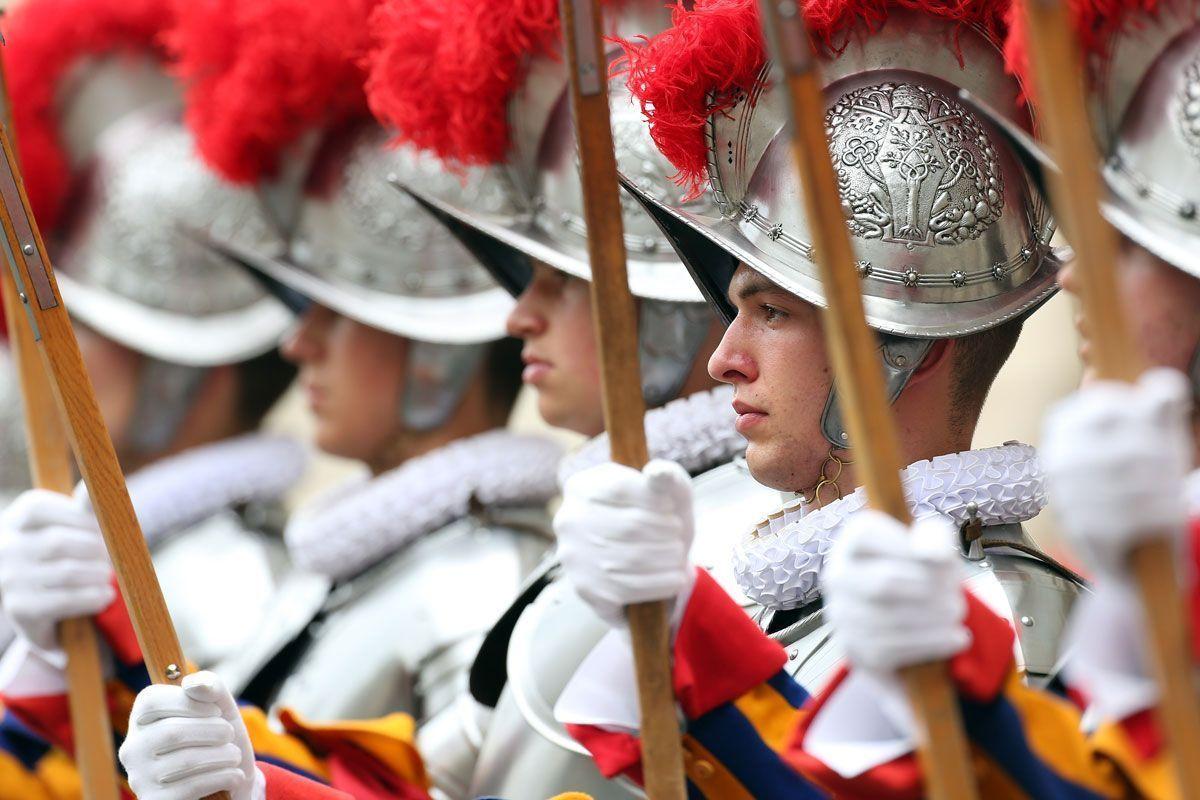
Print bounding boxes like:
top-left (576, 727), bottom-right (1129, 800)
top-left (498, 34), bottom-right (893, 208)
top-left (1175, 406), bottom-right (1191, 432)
top-left (366, 0), bottom-right (718, 407)
top-left (2, 0), bottom-right (292, 368)
top-left (617, 0), bottom-right (1059, 340)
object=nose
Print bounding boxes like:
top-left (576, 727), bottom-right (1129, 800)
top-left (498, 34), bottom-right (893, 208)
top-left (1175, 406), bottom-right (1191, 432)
top-left (708, 322), bottom-right (758, 385)
top-left (280, 304), bottom-right (330, 365)
top-left (506, 287), bottom-right (547, 340)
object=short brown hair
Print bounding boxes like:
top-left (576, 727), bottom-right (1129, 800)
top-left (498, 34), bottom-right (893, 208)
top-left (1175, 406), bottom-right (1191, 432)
top-left (948, 316), bottom-right (1025, 434)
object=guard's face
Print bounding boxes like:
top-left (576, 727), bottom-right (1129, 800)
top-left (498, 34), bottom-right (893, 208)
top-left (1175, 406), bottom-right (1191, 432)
top-left (281, 304), bottom-right (408, 466)
top-left (709, 264), bottom-right (834, 492)
top-left (1060, 240), bottom-right (1200, 381)
top-left (75, 325), bottom-right (140, 456)
top-left (505, 261), bottom-right (605, 437)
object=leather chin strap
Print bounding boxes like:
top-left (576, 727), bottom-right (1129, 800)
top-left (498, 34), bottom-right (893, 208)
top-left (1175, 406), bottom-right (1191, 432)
top-left (820, 335), bottom-right (934, 448)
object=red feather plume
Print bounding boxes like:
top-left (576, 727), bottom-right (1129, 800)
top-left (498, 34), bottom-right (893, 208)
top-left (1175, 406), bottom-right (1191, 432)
top-left (2, 0), bottom-right (173, 233)
top-left (1003, 0), bottom-right (1160, 84)
top-left (366, 0), bottom-right (565, 167)
top-left (619, 0), bottom-right (1011, 197)
top-left (366, 0), bottom-right (628, 167)
top-left (167, 0), bottom-right (378, 185)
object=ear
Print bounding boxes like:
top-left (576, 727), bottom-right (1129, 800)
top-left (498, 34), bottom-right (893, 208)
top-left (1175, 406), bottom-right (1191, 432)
top-left (904, 338), bottom-right (953, 387)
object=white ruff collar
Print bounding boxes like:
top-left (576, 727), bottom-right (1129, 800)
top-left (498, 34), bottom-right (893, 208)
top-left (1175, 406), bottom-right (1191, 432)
top-left (733, 443), bottom-right (1047, 611)
top-left (286, 430), bottom-right (563, 581)
top-left (558, 386), bottom-right (743, 484)
top-left (104, 434), bottom-right (307, 547)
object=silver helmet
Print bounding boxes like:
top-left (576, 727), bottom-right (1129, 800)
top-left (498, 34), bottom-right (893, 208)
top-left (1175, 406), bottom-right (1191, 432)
top-left (381, 1), bottom-right (718, 407)
top-left (201, 127), bottom-right (518, 431)
top-left (58, 109), bottom-right (292, 368)
top-left (1089, 0), bottom-right (1200, 279)
top-left (394, 2), bottom-right (710, 305)
top-left (622, 9), bottom-right (1059, 341)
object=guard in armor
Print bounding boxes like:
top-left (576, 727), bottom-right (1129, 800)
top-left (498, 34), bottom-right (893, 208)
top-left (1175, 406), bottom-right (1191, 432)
top-left (546, 0), bottom-right (1091, 794)
top-left (759, 0), bottom-right (1200, 794)
top-left (105, 0), bottom-right (780, 797)
top-left (0, 0), bottom-right (303, 692)
top-left (0, 1), bottom-right (561, 797)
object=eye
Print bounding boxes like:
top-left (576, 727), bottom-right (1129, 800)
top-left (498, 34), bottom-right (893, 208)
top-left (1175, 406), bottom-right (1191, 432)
top-left (761, 303), bottom-right (787, 323)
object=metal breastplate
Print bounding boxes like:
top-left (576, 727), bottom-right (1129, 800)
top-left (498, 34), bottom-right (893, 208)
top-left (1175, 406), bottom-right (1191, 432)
top-left (468, 459), bottom-right (780, 799)
top-left (151, 506), bottom-right (296, 674)
top-left (762, 522), bottom-right (1086, 692)
top-left (266, 508), bottom-right (550, 723)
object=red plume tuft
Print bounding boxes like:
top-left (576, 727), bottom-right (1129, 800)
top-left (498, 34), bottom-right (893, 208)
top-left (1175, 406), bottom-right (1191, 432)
top-left (1003, 0), bottom-right (1160, 85)
top-left (366, 0), bottom-right (566, 167)
top-left (619, 0), bottom-right (1012, 197)
top-left (2, 0), bottom-right (173, 232)
top-left (168, 0), bottom-right (377, 185)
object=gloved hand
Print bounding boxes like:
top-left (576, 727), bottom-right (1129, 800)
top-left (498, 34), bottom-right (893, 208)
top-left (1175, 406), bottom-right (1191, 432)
top-left (555, 459), bottom-right (695, 628)
top-left (1064, 582), bottom-right (1158, 724)
top-left (0, 489), bottom-right (114, 661)
top-left (1041, 368), bottom-right (1194, 580)
top-left (119, 671), bottom-right (265, 800)
top-left (820, 510), bottom-right (969, 734)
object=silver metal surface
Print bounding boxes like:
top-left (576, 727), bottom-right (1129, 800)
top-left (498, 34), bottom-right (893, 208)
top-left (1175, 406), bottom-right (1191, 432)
top-left (263, 510), bottom-right (550, 724)
top-left (1092, 3), bottom-right (1200, 278)
top-left (151, 507), bottom-right (301, 674)
top-left (771, 522), bottom-right (1084, 691)
top-left (56, 110), bottom-right (291, 367)
top-left (219, 131), bottom-right (514, 345)
top-left (633, 10), bottom-right (1059, 338)
top-left (469, 458), bottom-right (780, 797)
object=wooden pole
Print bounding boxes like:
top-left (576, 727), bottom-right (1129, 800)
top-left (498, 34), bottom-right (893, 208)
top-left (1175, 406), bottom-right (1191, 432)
top-left (1020, 1), bottom-right (1200, 795)
top-left (558, 1), bottom-right (687, 797)
top-left (0, 121), bottom-right (229, 800)
top-left (0, 39), bottom-right (120, 800)
top-left (757, 3), bottom-right (981, 798)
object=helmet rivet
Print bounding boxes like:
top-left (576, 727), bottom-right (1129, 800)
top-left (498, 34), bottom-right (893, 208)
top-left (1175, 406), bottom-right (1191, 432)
top-left (1020, 616), bottom-right (1035, 627)
top-left (743, 205), bottom-right (760, 222)
top-left (386, 172), bottom-right (399, 185)
top-left (1020, 247), bottom-right (1032, 262)
top-left (902, 268), bottom-right (919, 287)
top-left (895, 355), bottom-right (907, 367)
top-left (1181, 202), bottom-right (1197, 220)
top-left (767, 223), bottom-right (784, 241)
top-left (856, 260), bottom-right (873, 278)
top-left (951, 270), bottom-right (967, 287)
top-left (992, 262), bottom-right (1007, 280)
top-left (642, 237), bottom-right (657, 253)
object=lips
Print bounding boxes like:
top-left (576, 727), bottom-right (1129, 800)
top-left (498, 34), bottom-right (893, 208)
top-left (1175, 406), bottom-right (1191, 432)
top-left (522, 351), bottom-right (552, 385)
top-left (732, 398), bottom-right (768, 434)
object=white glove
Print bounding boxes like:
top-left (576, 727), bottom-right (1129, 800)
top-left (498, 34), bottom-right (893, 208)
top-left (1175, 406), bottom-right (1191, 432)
top-left (0, 489), bottom-right (114, 661)
top-left (119, 671), bottom-right (265, 800)
top-left (823, 510), bottom-right (969, 675)
top-left (821, 511), bottom-right (969, 734)
top-left (1042, 368), bottom-right (1194, 579)
top-left (555, 459), bottom-right (696, 628)
top-left (1064, 582), bottom-right (1158, 724)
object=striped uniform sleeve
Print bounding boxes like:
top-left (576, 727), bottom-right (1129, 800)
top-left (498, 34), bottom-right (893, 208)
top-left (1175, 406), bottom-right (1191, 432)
top-left (789, 592), bottom-right (1173, 799)
top-left (2, 581), bottom-right (432, 797)
top-left (0, 706), bottom-right (89, 800)
top-left (567, 568), bottom-right (830, 798)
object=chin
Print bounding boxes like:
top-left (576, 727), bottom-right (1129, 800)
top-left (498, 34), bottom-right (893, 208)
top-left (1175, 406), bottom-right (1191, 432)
top-left (744, 439), bottom-right (816, 494)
